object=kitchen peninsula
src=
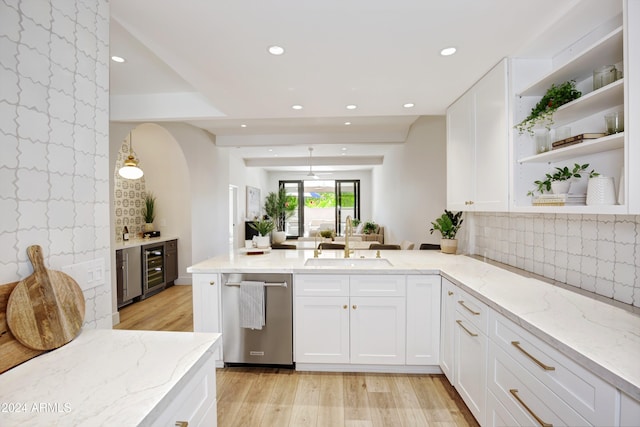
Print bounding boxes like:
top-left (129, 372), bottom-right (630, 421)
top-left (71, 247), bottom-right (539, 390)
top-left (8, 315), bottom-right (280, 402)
top-left (188, 249), bottom-right (640, 426)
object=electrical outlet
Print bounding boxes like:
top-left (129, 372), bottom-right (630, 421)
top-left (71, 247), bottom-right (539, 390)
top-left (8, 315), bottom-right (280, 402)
top-left (62, 258), bottom-right (105, 291)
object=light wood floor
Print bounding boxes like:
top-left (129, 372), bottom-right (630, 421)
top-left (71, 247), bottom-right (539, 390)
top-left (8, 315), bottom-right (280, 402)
top-left (115, 285), bottom-right (479, 427)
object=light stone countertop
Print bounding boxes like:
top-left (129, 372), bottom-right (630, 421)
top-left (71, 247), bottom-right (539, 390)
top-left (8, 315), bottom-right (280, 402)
top-left (114, 235), bottom-right (179, 250)
top-left (0, 329), bottom-right (220, 426)
top-left (187, 249), bottom-right (640, 400)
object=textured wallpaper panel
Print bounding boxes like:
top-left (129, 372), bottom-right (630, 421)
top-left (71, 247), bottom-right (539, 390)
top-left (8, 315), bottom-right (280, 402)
top-left (0, 0), bottom-right (111, 328)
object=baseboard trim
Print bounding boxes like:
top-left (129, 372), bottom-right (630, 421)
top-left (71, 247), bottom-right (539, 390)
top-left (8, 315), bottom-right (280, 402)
top-left (295, 363), bottom-right (442, 374)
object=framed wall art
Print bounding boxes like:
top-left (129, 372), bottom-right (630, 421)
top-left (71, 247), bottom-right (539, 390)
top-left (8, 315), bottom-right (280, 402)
top-left (246, 186), bottom-right (261, 220)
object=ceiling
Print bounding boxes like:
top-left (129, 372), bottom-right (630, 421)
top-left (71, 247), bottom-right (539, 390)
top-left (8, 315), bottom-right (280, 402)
top-left (109, 0), bottom-right (618, 173)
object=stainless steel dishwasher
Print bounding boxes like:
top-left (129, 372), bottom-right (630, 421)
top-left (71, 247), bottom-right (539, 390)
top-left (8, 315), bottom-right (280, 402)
top-left (221, 273), bottom-right (293, 366)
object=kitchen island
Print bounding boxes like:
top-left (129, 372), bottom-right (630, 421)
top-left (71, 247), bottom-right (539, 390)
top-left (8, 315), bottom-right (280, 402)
top-left (188, 248), bottom-right (640, 425)
top-left (0, 329), bottom-right (220, 426)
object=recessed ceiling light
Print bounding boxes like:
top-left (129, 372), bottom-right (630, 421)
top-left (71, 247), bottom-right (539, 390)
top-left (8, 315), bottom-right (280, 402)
top-left (111, 56), bottom-right (125, 63)
top-left (346, 104), bottom-right (357, 110)
top-left (240, 124), bottom-right (247, 128)
top-left (268, 148), bottom-right (273, 152)
top-left (341, 147), bottom-right (347, 151)
top-left (403, 103), bottom-right (415, 108)
top-left (440, 47), bottom-right (457, 56)
top-left (344, 121), bottom-right (351, 126)
top-left (292, 104), bottom-right (303, 110)
top-left (268, 45), bottom-right (285, 55)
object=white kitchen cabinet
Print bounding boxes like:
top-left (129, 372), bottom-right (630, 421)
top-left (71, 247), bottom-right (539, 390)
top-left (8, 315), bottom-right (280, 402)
top-left (294, 296), bottom-right (350, 364)
top-left (489, 311), bottom-right (617, 426)
top-left (151, 349), bottom-right (218, 427)
top-left (350, 296), bottom-right (406, 364)
top-left (447, 58), bottom-right (510, 212)
top-left (620, 392), bottom-right (640, 427)
top-left (439, 278), bottom-right (457, 383)
top-left (192, 273), bottom-right (221, 361)
top-left (294, 274), bottom-right (407, 366)
top-left (454, 287), bottom-right (489, 426)
top-left (406, 275), bottom-right (441, 366)
top-left (486, 389), bottom-right (520, 427)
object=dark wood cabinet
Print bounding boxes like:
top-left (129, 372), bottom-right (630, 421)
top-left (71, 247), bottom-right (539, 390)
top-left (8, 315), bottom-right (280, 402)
top-left (165, 239), bottom-right (178, 284)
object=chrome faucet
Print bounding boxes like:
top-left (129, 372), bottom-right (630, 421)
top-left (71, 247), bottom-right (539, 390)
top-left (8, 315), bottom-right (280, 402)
top-left (344, 216), bottom-right (353, 258)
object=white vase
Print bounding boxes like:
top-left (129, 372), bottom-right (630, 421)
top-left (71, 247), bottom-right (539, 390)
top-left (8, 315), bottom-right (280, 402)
top-left (586, 176), bottom-right (616, 205)
top-left (272, 230), bottom-right (286, 244)
top-left (255, 235), bottom-right (270, 248)
top-left (551, 180), bottom-right (571, 194)
top-left (440, 239), bottom-right (458, 255)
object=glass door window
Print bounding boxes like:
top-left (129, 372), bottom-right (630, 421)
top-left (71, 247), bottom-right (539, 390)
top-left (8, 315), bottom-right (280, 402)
top-left (336, 180), bottom-right (360, 236)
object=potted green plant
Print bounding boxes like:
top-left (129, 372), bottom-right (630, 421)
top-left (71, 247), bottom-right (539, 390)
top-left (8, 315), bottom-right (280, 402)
top-left (264, 188), bottom-right (297, 243)
top-left (429, 210), bottom-right (463, 254)
top-left (248, 218), bottom-right (275, 248)
top-left (515, 80), bottom-right (582, 135)
top-left (142, 192), bottom-right (156, 232)
top-left (362, 221), bottom-right (378, 235)
top-left (319, 229), bottom-right (335, 241)
top-left (527, 163), bottom-right (598, 196)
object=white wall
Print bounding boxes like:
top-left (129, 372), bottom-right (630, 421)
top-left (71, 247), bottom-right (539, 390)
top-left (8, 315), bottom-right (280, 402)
top-left (0, 0), bottom-right (112, 328)
top-left (372, 116), bottom-right (447, 246)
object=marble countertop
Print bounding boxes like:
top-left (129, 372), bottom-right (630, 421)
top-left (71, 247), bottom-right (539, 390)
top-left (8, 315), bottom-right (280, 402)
top-left (0, 329), bottom-right (220, 426)
top-left (114, 235), bottom-right (178, 250)
top-left (187, 249), bottom-right (640, 400)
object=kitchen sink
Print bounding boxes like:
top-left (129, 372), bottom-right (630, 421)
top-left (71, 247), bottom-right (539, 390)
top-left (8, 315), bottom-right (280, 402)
top-left (304, 257), bottom-right (393, 267)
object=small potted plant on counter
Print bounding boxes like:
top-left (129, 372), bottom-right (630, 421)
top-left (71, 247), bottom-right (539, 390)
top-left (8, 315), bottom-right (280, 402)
top-left (319, 229), bottom-right (335, 241)
top-left (249, 218), bottom-right (275, 248)
top-left (142, 192), bottom-right (156, 232)
top-left (430, 210), bottom-right (463, 254)
top-left (363, 220), bottom-right (378, 235)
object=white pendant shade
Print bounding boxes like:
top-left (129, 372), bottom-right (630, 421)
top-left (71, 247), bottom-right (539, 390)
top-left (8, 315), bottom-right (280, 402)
top-left (118, 132), bottom-right (144, 179)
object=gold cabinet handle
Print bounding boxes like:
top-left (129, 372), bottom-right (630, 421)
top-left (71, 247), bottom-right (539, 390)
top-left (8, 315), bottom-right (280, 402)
top-left (352, 305), bottom-right (357, 310)
top-left (458, 300), bottom-right (480, 315)
top-left (509, 389), bottom-right (552, 427)
top-left (456, 320), bottom-right (478, 337)
top-left (343, 305), bottom-right (348, 309)
top-left (175, 422), bottom-right (189, 427)
top-left (448, 291), bottom-right (453, 296)
top-left (511, 341), bottom-right (555, 371)
top-left (209, 281), bottom-right (215, 286)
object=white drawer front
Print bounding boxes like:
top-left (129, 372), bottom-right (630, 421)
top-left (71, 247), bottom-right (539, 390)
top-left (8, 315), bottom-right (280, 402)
top-left (490, 312), bottom-right (616, 426)
top-left (295, 274), bottom-right (349, 296)
top-left (455, 288), bottom-right (488, 335)
top-left (350, 275), bottom-right (405, 296)
top-left (488, 344), bottom-right (590, 427)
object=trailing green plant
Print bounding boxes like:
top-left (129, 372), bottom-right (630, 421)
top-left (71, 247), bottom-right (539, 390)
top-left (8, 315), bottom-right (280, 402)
top-left (264, 188), bottom-right (297, 231)
top-left (362, 221), bottom-right (378, 234)
top-left (429, 210), bottom-right (463, 240)
top-left (249, 218), bottom-right (275, 236)
top-left (527, 163), bottom-right (599, 196)
top-left (515, 80), bottom-right (582, 135)
top-left (142, 192), bottom-right (156, 223)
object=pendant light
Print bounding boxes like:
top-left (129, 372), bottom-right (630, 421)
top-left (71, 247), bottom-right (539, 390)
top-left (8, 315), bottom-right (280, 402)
top-left (118, 131), bottom-right (144, 179)
top-left (307, 147), bottom-right (319, 179)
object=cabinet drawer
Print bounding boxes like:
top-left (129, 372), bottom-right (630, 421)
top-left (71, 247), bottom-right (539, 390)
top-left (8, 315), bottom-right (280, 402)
top-left (455, 287), bottom-right (488, 335)
top-left (295, 274), bottom-right (349, 296)
top-left (165, 239), bottom-right (177, 250)
top-left (488, 344), bottom-right (589, 427)
top-left (490, 312), bottom-right (616, 426)
top-left (350, 275), bottom-right (405, 297)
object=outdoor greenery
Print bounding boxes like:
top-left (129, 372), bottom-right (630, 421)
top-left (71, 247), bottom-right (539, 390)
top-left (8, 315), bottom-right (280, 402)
top-left (142, 192), bottom-right (156, 223)
top-left (515, 80), bottom-right (582, 135)
top-left (304, 192), bottom-right (336, 208)
top-left (264, 188), bottom-right (297, 231)
top-left (249, 218), bottom-right (275, 236)
top-left (430, 210), bottom-right (463, 240)
top-left (527, 163), bottom-right (598, 195)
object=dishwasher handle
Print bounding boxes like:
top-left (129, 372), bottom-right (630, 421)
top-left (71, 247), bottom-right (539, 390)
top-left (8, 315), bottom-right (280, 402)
top-left (224, 281), bottom-right (288, 288)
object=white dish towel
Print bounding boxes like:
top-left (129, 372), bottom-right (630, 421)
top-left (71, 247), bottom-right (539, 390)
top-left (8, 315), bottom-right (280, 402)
top-left (239, 281), bottom-right (265, 330)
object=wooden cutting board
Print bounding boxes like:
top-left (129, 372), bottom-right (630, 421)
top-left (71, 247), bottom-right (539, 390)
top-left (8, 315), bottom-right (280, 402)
top-left (0, 281), bottom-right (44, 373)
top-left (6, 245), bottom-right (85, 351)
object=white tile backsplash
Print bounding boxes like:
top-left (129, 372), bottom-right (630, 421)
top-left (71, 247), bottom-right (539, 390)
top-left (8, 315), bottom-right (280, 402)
top-left (471, 212), bottom-right (640, 308)
top-left (1, 0), bottom-right (110, 328)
